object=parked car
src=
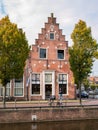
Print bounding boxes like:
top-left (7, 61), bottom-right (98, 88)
top-left (77, 91), bottom-right (89, 98)
top-left (94, 88), bottom-right (98, 94)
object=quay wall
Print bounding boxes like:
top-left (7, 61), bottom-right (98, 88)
top-left (0, 107), bottom-right (98, 123)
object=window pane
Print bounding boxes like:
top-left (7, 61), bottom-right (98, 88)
top-left (50, 33), bottom-right (54, 40)
top-left (6, 88), bottom-right (10, 96)
top-left (59, 84), bottom-right (67, 94)
top-left (6, 82), bottom-right (10, 96)
top-left (45, 74), bottom-right (52, 83)
top-left (32, 84), bottom-right (40, 94)
top-left (40, 48), bottom-right (46, 58)
top-left (58, 50), bottom-right (64, 59)
top-left (0, 87), bottom-right (3, 96)
top-left (32, 74), bottom-right (40, 81)
top-left (14, 79), bottom-right (23, 96)
top-left (59, 74), bottom-right (67, 82)
top-left (14, 88), bottom-right (23, 96)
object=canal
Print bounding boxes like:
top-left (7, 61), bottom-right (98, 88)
top-left (0, 120), bottom-right (98, 130)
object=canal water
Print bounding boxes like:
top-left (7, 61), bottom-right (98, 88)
top-left (0, 120), bottom-right (98, 130)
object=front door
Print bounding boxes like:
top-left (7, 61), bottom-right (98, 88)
top-left (45, 85), bottom-right (52, 99)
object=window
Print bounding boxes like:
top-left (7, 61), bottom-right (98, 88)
top-left (57, 50), bottom-right (64, 59)
top-left (0, 85), bottom-right (3, 96)
top-left (0, 82), bottom-right (10, 96)
top-left (32, 84), bottom-right (40, 94)
top-left (6, 82), bottom-right (10, 96)
top-left (50, 33), bottom-right (54, 40)
top-left (59, 74), bottom-right (67, 82)
top-left (40, 48), bottom-right (46, 58)
top-left (45, 73), bottom-right (52, 83)
top-left (32, 74), bottom-right (40, 82)
top-left (58, 74), bottom-right (67, 94)
top-left (32, 74), bottom-right (40, 94)
top-left (14, 79), bottom-right (23, 96)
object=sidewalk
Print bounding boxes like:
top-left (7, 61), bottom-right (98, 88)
top-left (0, 99), bottom-right (98, 108)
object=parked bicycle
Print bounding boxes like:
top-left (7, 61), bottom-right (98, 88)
top-left (48, 95), bottom-right (55, 106)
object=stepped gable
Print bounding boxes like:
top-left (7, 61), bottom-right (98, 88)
top-left (35, 13), bottom-right (66, 45)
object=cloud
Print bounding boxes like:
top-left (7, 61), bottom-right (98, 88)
top-left (0, 0), bottom-right (98, 75)
top-left (2, 0), bottom-right (98, 46)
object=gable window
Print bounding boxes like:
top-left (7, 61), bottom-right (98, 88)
top-left (57, 50), bottom-right (64, 59)
top-left (50, 33), bottom-right (54, 40)
top-left (40, 48), bottom-right (46, 58)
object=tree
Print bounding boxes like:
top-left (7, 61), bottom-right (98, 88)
top-left (0, 16), bottom-right (30, 107)
top-left (69, 20), bottom-right (98, 104)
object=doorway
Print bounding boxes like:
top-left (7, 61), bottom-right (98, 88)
top-left (45, 85), bottom-right (52, 99)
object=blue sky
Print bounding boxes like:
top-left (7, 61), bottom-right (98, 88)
top-left (0, 0), bottom-right (98, 76)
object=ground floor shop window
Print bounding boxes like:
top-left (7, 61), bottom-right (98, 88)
top-left (14, 79), bottom-right (23, 96)
top-left (58, 74), bottom-right (67, 94)
top-left (59, 84), bottom-right (67, 94)
top-left (0, 86), bottom-right (3, 96)
top-left (32, 84), bottom-right (40, 94)
top-left (6, 82), bottom-right (10, 96)
top-left (32, 73), bottom-right (40, 95)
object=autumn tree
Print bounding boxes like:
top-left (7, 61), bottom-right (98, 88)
top-left (0, 16), bottom-right (30, 107)
top-left (69, 20), bottom-right (98, 104)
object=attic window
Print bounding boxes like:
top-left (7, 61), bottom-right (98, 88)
top-left (50, 33), bottom-right (54, 40)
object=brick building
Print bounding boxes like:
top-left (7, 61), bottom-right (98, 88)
top-left (0, 13), bottom-right (75, 101)
top-left (24, 13), bottom-right (75, 100)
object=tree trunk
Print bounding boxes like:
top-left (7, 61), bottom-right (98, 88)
top-left (79, 81), bottom-right (82, 105)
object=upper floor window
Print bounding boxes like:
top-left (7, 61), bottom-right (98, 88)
top-left (57, 50), bottom-right (64, 59)
top-left (40, 48), bottom-right (46, 59)
top-left (50, 33), bottom-right (54, 40)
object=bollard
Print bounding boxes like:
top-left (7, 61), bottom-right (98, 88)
top-left (15, 98), bottom-right (16, 108)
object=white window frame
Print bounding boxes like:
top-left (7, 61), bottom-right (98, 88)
top-left (58, 73), bottom-right (68, 94)
top-left (31, 73), bottom-right (40, 95)
top-left (6, 82), bottom-right (11, 96)
top-left (57, 49), bottom-right (65, 60)
top-left (50, 32), bottom-right (55, 40)
top-left (14, 78), bottom-right (23, 97)
top-left (39, 48), bottom-right (47, 59)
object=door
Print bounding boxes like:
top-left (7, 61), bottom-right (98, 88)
top-left (45, 85), bottom-right (52, 99)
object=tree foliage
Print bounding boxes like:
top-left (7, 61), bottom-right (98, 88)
top-left (0, 16), bottom-right (30, 87)
top-left (69, 20), bottom-right (98, 87)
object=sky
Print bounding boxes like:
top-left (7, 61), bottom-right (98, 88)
top-left (0, 0), bottom-right (98, 76)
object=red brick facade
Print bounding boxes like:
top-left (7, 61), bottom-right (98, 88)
top-left (24, 13), bottom-right (75, 100)
top-left (0, 13), bottom-right (75, 101)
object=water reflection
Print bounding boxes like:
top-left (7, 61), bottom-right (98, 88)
top-left (0, 120), bottom-right (98, 130)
